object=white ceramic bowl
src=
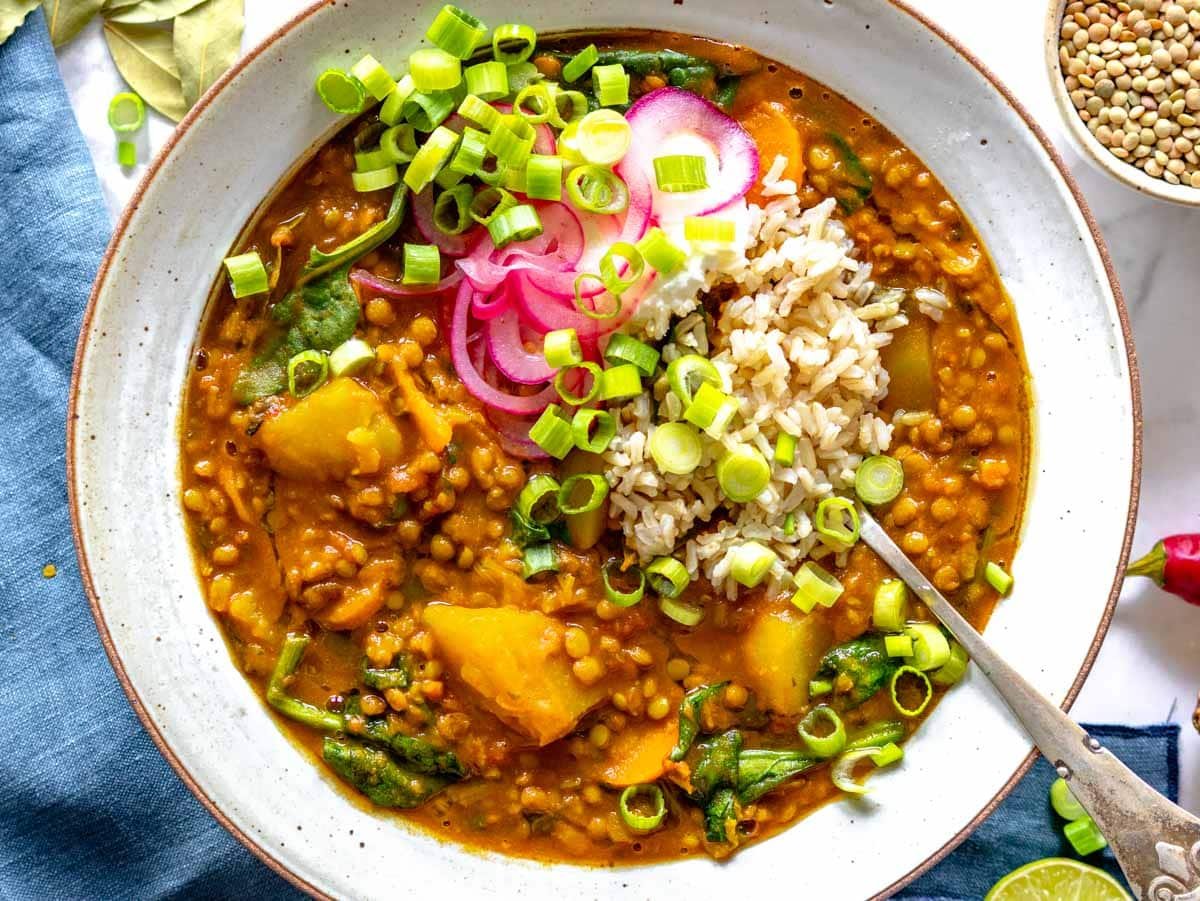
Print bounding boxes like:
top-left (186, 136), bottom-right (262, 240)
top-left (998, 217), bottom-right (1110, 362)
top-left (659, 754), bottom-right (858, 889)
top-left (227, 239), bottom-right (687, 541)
top-left (1044, 0), bottom-right (1200, 205)
top-left (69, 1), bottom-right (1140, 898)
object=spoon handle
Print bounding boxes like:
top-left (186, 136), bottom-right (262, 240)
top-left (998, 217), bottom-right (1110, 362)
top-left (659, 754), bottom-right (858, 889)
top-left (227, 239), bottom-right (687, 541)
top-left (858, 510), bottom-right (1200, 900)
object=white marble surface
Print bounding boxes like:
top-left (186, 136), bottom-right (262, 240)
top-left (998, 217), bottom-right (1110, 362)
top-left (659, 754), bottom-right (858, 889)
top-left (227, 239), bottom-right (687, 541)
top-left (54, 0), bottom-right (1200, 813)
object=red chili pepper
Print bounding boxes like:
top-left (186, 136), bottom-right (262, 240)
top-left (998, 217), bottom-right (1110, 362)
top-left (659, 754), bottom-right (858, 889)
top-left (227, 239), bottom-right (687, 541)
top-left (1126, 534), bottom-right (1200, 606)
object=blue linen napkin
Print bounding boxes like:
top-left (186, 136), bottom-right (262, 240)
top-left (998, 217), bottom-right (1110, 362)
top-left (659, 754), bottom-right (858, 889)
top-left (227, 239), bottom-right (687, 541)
top-left (0, 10), bottom-right (1179, 900)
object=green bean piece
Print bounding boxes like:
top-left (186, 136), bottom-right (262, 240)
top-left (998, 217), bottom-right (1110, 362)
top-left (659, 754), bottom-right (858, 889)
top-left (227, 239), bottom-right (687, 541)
top-left (714, 75), bottom-right (741, 110)
top-left (360, 655), bottom-right (411, 691)
top-left (844, 720), bottom-right (906, 753)
top-left (266, 634), bottom-right (344, 732)
top-left (667, 64), bottom-right (716, 94)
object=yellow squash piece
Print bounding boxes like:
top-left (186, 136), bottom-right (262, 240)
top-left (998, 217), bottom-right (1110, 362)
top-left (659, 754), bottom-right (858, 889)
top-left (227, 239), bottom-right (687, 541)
top-left (741, 603), bottom-right (833, 714)
top-left (423, 605), bottom-right (606, 745)
top-left (258, 378), bottom-right (403, 481)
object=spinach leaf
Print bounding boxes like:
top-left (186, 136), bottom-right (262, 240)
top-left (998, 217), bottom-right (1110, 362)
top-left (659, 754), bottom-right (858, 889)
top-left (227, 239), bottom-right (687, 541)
top-left (323, 737), bottom-right (452, 808)
top-left (669, 681), bottom-right (729, 762)
top-left (690, 730), bottom-right (742, 801)
top-left (815, 635), bottom-right (899, 708)
top-left (735, 749), bottom-right (818, 804)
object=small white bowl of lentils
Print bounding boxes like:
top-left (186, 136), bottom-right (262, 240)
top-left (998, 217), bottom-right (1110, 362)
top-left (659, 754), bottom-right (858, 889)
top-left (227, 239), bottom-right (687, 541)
top-left (1046, 0), bottom-right (1200, 203)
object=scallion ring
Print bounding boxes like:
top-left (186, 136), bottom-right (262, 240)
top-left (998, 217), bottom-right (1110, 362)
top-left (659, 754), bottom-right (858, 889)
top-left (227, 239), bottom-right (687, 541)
top-left (889, 665), bottom-right (933, 718)
top-left (653, 154), bottom-right (708, 193)
top-left (774, 433), bottom-right (798, 467)
top-left (598, 242), bottom-right (644, 296)
top-left (730, 541), bottom-right (778, 588)
top-left (658, 595), bottom-right (703, 626)
top-left (543, 328), bottom-right (582, 368)
top-left (565, 164), bottom-right (629, 215)
top-left (635, 227), bottom-right (687, 278)
top-left (380, 124), bottom-right (418, 164)
top-left (491, 22), bottom-right (536, 64)
top-left (521, 542), bottom-right (559, 579)
top-left (576, 109), bottom-right (632, 166)
top-left (904, 623), bottom-right (951, 671)
top-left (446, 126), bottom-right (488, 176)
top-left (315, 68), bottom-right (366, 114)
top-left (352, 164), bottom-right (400, 193)
top-left (884, 634), bottom-right (914, 658)
top-left (602, 561), bottom-right (645, 608)
top-left (562, 43), bottom-right (599, 83)
top-left (434, 184), bottom-right (474, 235)
top-left (1051, 777), bottom-right (1087, 822)
top-left (930, 641), bottom-right (969, 687)
top-left (516, 473), bottom-right (562, 525)
top-left (409, 47), bottom-right (463, 93)
top-left (646, 556), bottom-right (690, 599)
top-left (558, 473), bottom-right (609, 515)
top-left (403, 125), bottom-right (459, 193)
top-left (872, 579), bottom-right (909, 632)
top-left (551, 89), bottom-right (589, 127)
top-left (830, 747), bottom-right (880, 796)
top-left (665, 354), bottom-right (721, 407)
top-left (592, 62), bottom-right (630, 106)
top-left (683, 216), bottom-right (736, 246)
top-left (463, 59), bottom-right (508, 100)
top-left (648, 422), bottom-right (702, 476)
top-left (223, 251), bottom-right (269, 298)
top-left (525, 154), bottom-right (563, 201)
top-left (457, 94), bottom-right (502, 130)
top-left (573, 273), bottom-right (621, 321)
top-left (597, 363), bottom-right (642, 400)
top-left (870, 743), bottom-right (905, 768)
top-left (379, 74), bottom-right (416, 125)
top-left (513, 82), bottom-right (553, 124)
top-left (571, 408), bottom-right (616, 453)
top-left (487, 114), bottom-right (536, 167)
top-left (487, 203), bottom-right (543, 249)
top-left (618, 784), bottom-right (665, 833)
top-left (985, 561), bottom-right (1013, 595)
top-left (683, 382), bottom-right (738, 437)
top-left (716, 445), bottom-right (771, 504)
top-left (469, 186), bottom-right (517, 226)
top-left (553, 361), bottom-right (602, 406)
top-left (528, 404), bottom-right (573, 459)
top-left (108, 91), bottom-right (145, 133)
top-left (814, 496), bottom-right (860, 546)
top-left (798, 705), bottom-right (847, 758)
top-left (287, 349), bottom-right (329, 398)
top-left (402, 243), bottom-right (441, 285)
top-left (790, 561), bottom-right (843, 613)
top-left (426, 5), bottom-right (487, 59)
top-left (403, 90), bottom-right (456, 132)
top-left (351, 53), bottom-right (397, 101)
top-left (603, 333), bottom-right (659, 377)
top-left (328, 338), bottom-right (375, 377)
top-left (355, 147), bottom-right (393, 171)
top-left (855, 454), bottom-right (905, 505)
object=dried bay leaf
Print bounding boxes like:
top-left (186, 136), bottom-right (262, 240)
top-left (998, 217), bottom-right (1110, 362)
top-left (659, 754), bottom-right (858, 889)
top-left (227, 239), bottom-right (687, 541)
top-left (174, 0), bottom-right (243, 108)
top-left (45, 0), bottom-right (106, 47)
top-left (105, 0), bottom-right (207, 24)
top-left (0, 0), bottom-right (40, 46)
top-left (102, 20), bottom-right (188, 121)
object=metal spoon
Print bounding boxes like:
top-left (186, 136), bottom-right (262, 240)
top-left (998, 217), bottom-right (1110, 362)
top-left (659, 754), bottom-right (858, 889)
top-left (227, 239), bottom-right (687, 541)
top-left (857, 508), bottom-right (1200, 900)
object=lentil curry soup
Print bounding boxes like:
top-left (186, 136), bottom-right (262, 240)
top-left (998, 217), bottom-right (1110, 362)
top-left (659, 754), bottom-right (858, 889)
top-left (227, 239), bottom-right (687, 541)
top-left (180, 19), bottom-right (1028, 865)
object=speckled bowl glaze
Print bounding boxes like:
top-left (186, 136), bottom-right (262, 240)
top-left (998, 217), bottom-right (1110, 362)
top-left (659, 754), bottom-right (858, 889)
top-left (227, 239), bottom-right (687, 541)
top-left (69, 0), bottom-right (1140, 897)
top-left (1045, 0), bottom-right (1200, 205)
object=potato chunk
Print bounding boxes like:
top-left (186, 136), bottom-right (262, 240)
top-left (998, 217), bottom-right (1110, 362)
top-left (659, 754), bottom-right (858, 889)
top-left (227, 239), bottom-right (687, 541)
top-left (741, 603), bottom-right (833, 715)
top-left (423, 605), bottom-right (606, 745)
top-left (258, 378), bottom-right (402, 481)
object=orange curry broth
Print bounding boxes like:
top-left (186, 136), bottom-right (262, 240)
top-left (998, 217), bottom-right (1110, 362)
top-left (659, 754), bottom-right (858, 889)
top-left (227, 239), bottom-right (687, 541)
top-left (179, 32), bottom-right (1028, 864)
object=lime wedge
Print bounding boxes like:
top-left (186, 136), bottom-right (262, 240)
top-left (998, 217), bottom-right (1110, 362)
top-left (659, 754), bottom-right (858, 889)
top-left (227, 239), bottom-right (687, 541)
top-left (985, 858), bottom-right (1130, 901)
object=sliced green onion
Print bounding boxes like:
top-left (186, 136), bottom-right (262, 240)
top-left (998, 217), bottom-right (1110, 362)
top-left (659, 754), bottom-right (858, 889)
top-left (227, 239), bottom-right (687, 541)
top-left (553, 361), bottom-right (602, 405)
top-left (635, 227), bottom-right (686, 278)
top-left (557, 121), bottom-right (584, 166)
top-left (716, 445), bottom-right (771, 503)
top-left (469, 186), bottom-right (517, 225)
top-left (352, 164), bottom-right (400, 193)
top-left (814, 496), bottom-right (860, 546)
top-left (573, 274), bottom-right (621, 321)
top-left (872, 579), bottom-right (909, 632)
top-left (404, 125), bottom-right (459, 193)
top-left (558, 473), bottom-right (609, 515)
top-left (487, 115), bottom-right (536, 167)
top-left (683, 382), bottom-right (739, 437)
top-left (855, 454), bottom-right (905, 506)
top-left (287, 349), bottom-right (329, 398)
top-left (571, 408), bottom-right (616, 453)
top-left (550, 89), bottom-right (588, 128)
top-left (223, 251), bottom-right (269, 298)
top-left (659, 595), bottom-right (703, 626)
top-left (798, 705), bottom-right (847, 758)
top-left (592, 62), bottom-right (629, 106)
top-left (525, 154), bottom-right (563, 201)
top-left (653, 154), bottom-right (708, 192)
top-left (648, 422), bottom-right (702, 476)
top-left (647, 556), bottom-right (690, 600)
top-left (434, 184), bottom-right (474, 235)
top-left (1051, 777), bottom-right (1087, 821)
top-left (791, 561), bottom-right (843, 613)
top-left (577, 109), bottom-right (632, 166)
top-left (522, 542), bottom-right (559, 579)
top-left (783, 512), bottom-right (797, 536)
top-left (409, 48), bottom-right (462, 92)
top-left (618, 784), bottom-right (665, 833)
top-left (108, 92), bottom-right (145, 133)
top-left (808, 678), bottom-right (833, 697)
top-left (1064, 816), bottom-right (1107, 856)
top-left (884, 634), bottom-right (914, 658)
top-left (543, 328), bottom-right (582, 368)
top-left (599, 242), bottom-right (644, 296)
top-left (458, 93), bottom-right (502, 130)
top-left (501, 163), bottom-right (528, 194)
top-left (730, 541), bottom-right (778, 588)
top-left (666, 354), bottom-right (721, 407)
top-left (381, 123), bottom-right (418, 163)
top-left (492, 23), bottom-right (536, 64)
top-left (528, 404), bottom-right (573, 459)
top-left (603, 561), bottom-right (645, 608)
top-left (562, 43), bottom-right (599, 83)
top-left (513, 82), bottom-right (553, 124)
top-left (426, 5), bottom-right (487, 59)
top-left (516, 472), bottom-right (561, 525)
top-left (985, 561), bottom-right (1013, 595)
top-left (403, 90), bottom-right (456, 132)
top-left (505, 61), bottom-right (542, 94)
top-left (445, 126), bottom-right (488, 176)
top-left (831, 747), bottom-right (880, 795)
top-left (351, 54), bottom-right (397, 101)
top-left (328, 338), bottom-right (375, 377)
top-left (379, 74), bottom-right (416, 125)
top-left (930, 642), bottom-right (969, 687)
top-left (487, 203), bottom-right (543, 248)
top-left (117, 141), bottom-right (136, 167)
top-left (904, 623), bottom-right (951, 671)
top-left (603, 333), bottom-right (659, 377)
top-left (476, 155), bottom-right (507, 186)
top-left (315, 68), bottom-right (365, 114)
top-left (598, 363), bottom-right (642, 401)
top-left (774, 433), bottom-right (798, 467)
top-left (355, 147), bottom-right (394, 171)
top-left (871, 743), bottom-right (904, 768)
top-left (403, 243), bottom-right (441, 285)
top-left (461, 60), bottom-right (507, 101)
top-left (684, 216), bottom-right (736, 246)
top-left (565, 165), bottom-right (629, 215)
